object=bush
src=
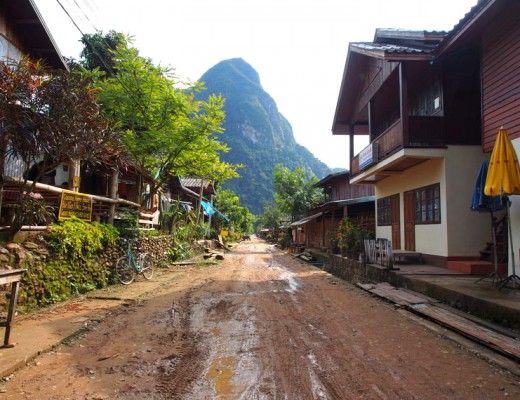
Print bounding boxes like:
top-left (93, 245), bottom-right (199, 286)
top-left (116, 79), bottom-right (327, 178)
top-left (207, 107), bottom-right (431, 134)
top-left (336, 217), bottom-right (372, 256)
top-left (45, 216), bottom-right (119, 260)
top-left (169, 222), bottom-right (196, 261)
top-left (113, 207), bottom-right (139, 238)
top-left (277, 227), bottom-right (292, 249)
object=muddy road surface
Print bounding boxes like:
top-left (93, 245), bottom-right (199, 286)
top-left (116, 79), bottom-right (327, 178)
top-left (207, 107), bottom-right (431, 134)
top-left (1, 237), bottom-right (520, 399)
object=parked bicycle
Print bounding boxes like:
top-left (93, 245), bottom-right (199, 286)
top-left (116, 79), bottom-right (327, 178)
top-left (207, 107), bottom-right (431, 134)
top-left (116, 240), bottom-right (154, 284)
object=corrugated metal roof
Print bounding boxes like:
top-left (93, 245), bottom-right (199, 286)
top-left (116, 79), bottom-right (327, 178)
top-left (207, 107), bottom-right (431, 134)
top-left (291, 212), bottom-right (323, 226)
top-left (435, 0), bottom-right (494, 55)
top-left (351, 42), bottom-right (434, 55)
top-left (350, 28), bottom-right (448, 59)
top-left (313, 170), bottom-right (349, 188)
top-left (180, 177), bottom-right (211, 189)
top-left (374, 28), bottom-right (447, 43)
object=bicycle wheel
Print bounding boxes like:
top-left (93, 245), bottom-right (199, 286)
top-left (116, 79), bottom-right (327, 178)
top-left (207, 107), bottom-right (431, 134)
top-left (116, 256), bottom-right (135, 284)
top-left (141, 253), bottom-right (154, 280)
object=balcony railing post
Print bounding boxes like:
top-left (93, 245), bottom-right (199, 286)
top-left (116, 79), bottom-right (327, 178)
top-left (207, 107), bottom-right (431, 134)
top-left (399, 63), bottom-right (409, 146)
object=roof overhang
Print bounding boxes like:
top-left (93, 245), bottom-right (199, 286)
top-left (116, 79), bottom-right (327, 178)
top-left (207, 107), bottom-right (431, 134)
top-left (313, 170), bottom-right (349, 188)
top-left (291, 212), bottom-right (323, 227)
top-left (350, 45), bottom-right (434, 62)
top-left (350, 148), bottom-right (447, 185)
top-left (435, 0), bottom-right (502, 57)
top-left (3, 0), bottom-right (68, 70)
top-left (322, 196), bottom-right (376, 212)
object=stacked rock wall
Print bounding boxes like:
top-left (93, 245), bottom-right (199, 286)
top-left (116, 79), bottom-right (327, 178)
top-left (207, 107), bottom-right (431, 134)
top-left (0, 235), bottom-right (176, 310)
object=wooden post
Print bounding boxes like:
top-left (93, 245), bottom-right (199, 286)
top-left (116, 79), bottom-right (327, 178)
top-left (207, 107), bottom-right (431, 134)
top-left (399, 62), bottom-right (409, 146)
top-left (349, 124), bottom-right (355, 169)
top-left (136, 174), bottom-right (143, 206)
top-left (68, 159), bottom-right (81, 192)
top-left (108, 167), bottom-right (119, 224)
top-left (195, 178), bottom-right (204, 225)
top-left (0, 269), bottom-right (25, 348)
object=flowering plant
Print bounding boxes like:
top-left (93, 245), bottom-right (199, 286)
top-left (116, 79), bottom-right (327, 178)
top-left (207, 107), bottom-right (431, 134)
top-left (21, 191), bottom-right (54, 225)
top-left (335, 217), bottom-right (371, 256)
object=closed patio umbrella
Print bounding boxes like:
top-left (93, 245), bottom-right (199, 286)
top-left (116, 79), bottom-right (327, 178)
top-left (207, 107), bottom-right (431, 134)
top-left (471, 160), bottom-right (505, 285)
top-left (484, 127), bottom-right (520, 289)
top-left (471, 160), bottom-right (504, 285)
top-left (472, 160), bottom-right (504, 212)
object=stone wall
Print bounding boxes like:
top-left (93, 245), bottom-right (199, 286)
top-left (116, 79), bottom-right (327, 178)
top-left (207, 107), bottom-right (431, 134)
top-left (0, 235), bottom-right (177, 309)
top-left (310, 251), bottom-right (391, 285)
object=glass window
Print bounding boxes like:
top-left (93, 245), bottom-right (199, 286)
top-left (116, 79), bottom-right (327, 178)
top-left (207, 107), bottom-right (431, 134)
top-left (414, 184), bottom-right (441, 224)
top-left (377, 195), bottom-right (395, 226)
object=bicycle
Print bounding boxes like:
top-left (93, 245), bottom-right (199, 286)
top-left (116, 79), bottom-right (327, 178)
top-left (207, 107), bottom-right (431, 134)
top-left (116, 240), bottom-right (154, 284)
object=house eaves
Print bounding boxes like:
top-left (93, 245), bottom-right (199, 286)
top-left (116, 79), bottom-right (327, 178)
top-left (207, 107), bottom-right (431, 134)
top-left (313, 170), bottom-right (350, 188)
top-left (435, 0), bottom-right (499, 56)
top-left (291, 212), bottom-right (323, 227)
top-left (350, 42), bottom-right (435, 61)
top-left (320, 196), bottom-right (376, 210)
top-left (3, 0), bottom-right (68, 70)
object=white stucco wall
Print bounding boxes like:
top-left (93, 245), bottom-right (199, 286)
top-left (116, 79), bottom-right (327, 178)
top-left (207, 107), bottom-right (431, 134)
top-left (376, 157), bottom-right (447, 256)
top-left (444, 146), bottom-right (493, 256)
top-left (507, 138), bottom-right (520, 275)
top-left (375, 146), bottom-right (492, 258)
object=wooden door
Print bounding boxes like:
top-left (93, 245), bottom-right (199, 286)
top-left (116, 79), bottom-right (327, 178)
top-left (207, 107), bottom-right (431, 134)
top-left (404, 190), bottom-right (415, 251)
top-left (391, 195), bottom-right (401, 250)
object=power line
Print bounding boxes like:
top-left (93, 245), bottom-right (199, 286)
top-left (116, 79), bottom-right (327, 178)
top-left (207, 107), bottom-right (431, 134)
top-left (55, 0), bottom-right (150, 119)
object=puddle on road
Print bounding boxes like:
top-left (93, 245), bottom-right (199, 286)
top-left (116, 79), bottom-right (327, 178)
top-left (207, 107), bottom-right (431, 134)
top-left (206, 355), bottom-right (236, 398)
top-left (269, 260), bottom-right (299, 294)
top-left (189, 299), bottom-right (261, 399)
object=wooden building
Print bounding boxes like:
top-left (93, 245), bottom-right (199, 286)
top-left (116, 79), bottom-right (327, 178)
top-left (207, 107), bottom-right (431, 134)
top-left (332, 0), bottom-right (520, 269)
top-left (291, 171), bottom-right (375, 251)
top-left (0, 0), bottom-right (144, 228)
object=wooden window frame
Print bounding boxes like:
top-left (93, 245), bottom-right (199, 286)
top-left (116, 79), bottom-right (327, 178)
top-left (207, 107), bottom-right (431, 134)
top-left (377, 195), bottom-right (395, 226)
top-left (414, 183), bottom-right (441, 224)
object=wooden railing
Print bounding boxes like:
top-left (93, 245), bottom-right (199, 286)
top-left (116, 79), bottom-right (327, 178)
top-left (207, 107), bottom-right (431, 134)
top-left (0, 176), bottom-right (140, 228)
top-left (351, 116), bottom-right (445, 177)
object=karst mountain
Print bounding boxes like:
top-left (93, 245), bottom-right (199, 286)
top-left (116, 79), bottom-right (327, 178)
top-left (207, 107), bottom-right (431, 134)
top-left (197, 58), bottom-right (331, 215)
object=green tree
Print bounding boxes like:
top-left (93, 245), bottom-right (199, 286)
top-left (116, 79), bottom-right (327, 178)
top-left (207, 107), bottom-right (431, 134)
top-left (213, 188), bottom-right (254, 236)
top-left (79, 30), bottom-right (125, 74)
top-left (256, 202), bottom-right (285, 232)
top-left (273, 164), bottom-right (322, 222)
top-left (93, 38), bottom-right (239, 203)
top-left (0, 57), bottom-right (117, 238)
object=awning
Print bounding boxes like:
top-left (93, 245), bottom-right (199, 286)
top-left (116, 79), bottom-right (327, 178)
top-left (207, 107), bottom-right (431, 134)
top-left (201, 200), bottom-right (230, 222)
top-left (291, 212), bottom-right (323, 227)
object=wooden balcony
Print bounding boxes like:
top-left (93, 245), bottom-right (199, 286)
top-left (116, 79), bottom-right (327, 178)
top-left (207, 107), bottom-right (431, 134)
top-left (351, 116), bottom-right (445, 177)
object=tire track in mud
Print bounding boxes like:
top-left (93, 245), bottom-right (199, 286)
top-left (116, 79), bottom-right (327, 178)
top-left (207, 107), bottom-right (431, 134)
top-left (3, 239), bottom-right (520, 399)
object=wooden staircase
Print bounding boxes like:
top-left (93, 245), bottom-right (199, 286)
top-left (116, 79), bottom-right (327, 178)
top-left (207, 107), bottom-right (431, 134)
top-left (448, 214), bottom-right (508, 275)
top-left (479, 213), bottom-right (508, 264)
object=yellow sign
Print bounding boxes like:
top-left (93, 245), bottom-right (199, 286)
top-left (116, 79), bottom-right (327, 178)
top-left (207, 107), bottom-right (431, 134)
top-left (58, 190), bottom-right (92, 221)
top-left (220, 230), bottom-right (229, 237)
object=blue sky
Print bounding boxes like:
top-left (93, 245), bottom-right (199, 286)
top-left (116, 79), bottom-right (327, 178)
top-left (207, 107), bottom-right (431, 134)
top-left (35, 0), bottom-right (478, 170)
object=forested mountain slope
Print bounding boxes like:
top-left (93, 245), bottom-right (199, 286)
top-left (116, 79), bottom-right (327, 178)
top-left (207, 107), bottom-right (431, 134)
top-left (197, 58), bottom-right (331, 214)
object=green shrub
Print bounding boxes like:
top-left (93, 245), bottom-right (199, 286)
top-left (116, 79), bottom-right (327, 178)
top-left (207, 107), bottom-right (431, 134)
top-left (277, 227), bottom-right (291, 249)
top-left (140, 228), bottom-right (162, 238)
top-left (45, 216), bottom-right (119, 260)
top-left (169, 221), bottom-right (202, 261)
top-left (113, 207), bottom-right (139, 238)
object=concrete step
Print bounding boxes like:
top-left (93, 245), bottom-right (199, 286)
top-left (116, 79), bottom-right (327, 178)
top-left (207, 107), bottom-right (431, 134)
top-left (447, 260), bottom-right (507, 275)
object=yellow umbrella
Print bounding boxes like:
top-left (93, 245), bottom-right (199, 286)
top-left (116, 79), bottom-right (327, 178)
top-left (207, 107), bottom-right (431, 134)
top-left (484, 127), bottom-right (520, 289)
top-left (484, 127), bottom-right (520, 196)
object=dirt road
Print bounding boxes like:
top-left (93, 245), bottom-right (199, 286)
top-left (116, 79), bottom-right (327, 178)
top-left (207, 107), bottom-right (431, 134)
top-left (1, 237), bottom-right (520, 399)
